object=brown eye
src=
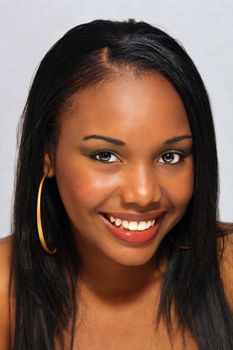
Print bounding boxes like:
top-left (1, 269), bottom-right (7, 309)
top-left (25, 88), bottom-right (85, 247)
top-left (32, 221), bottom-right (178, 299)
top-left (92, 151), bottom-right (118, 163)
top-left (159, 152), bottom-right (183, 164)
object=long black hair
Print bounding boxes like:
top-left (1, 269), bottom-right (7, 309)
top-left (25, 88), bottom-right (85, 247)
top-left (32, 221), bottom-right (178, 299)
top-left (11, 19), bottom-right (233, 349)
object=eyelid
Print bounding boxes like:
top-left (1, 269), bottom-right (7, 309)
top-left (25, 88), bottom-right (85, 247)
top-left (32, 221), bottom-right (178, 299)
top-left (160, 147), bottom-right (191, 156)
top-left (157, 149), bottom-right (186, 165)
top-left (89, 147), bottom-right (191, 164)
top-left (90, 150), bottom-right (121, 163)
top-left (158, 149), bottom-right (184, 156)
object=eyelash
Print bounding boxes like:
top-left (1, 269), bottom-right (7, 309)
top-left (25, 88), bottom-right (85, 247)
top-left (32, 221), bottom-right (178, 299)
top-left (90, 150), bottom-right (185, 165)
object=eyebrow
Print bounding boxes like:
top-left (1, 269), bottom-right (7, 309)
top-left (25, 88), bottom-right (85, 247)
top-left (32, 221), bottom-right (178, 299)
top-left (164, 135), bottom-right (193, 145)
top-left (83, 134), bottom-right (125, 146)
top-left (82, 134), bottom-right (192, 146)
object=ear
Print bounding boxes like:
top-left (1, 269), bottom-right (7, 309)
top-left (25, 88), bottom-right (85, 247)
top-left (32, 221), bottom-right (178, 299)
top-left (44, 152), bottom-right (55, 177)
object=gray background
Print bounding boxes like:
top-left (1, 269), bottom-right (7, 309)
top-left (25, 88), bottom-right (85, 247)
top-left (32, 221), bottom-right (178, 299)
top-left (0, 0), bottom-right (233, 238)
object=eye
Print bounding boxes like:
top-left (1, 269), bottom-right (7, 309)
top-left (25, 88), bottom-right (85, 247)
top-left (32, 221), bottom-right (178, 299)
top-left (92, 151), bottom-right (119, 163)
top-left (158, 151), bottom-right (183, 164)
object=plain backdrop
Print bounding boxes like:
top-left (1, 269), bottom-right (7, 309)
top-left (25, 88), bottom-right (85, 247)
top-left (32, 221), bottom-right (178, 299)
top-left (0, 0), bottom-right (233, 238)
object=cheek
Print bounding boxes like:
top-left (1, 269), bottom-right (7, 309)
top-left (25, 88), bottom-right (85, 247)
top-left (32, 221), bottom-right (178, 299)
top-left (177, 173), bottom-right (194, 208)
top-left (164, 166), bottom-right (194, 212)
top-left (55, 164), bottom-right (118, 217)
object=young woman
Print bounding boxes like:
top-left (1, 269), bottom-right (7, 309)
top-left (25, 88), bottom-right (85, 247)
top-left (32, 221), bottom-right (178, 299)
top-left (0, 19), bottom-right (233, 350)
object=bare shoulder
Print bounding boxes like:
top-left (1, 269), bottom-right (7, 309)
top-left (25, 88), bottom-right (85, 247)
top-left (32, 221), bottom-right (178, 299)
top-left (217, 222), bottom-right (233, 256)
top-left (0, 235), bottom-right (12, 282)
top-left (217, 222), bottom-right (233, 309)
top-left (0, 236), bottom-right (12, 349)
top-left (0, 234), bottom-right (12, 257)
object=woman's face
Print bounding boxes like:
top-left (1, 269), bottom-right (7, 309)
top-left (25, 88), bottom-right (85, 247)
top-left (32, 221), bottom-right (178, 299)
top-left (45, 72), bottom-right (194, 266)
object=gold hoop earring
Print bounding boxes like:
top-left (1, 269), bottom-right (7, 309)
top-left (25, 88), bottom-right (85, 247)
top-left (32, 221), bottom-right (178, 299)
top-left (37, 173), bottom-right (57, 254)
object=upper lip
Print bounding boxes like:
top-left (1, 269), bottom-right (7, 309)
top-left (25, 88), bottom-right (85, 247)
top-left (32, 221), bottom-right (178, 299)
top-left (100, 210), bottom-right (167, 222)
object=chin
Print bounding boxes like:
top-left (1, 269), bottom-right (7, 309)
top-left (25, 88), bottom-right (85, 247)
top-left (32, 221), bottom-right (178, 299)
top-left (105, 245), bottom-right (159, 267)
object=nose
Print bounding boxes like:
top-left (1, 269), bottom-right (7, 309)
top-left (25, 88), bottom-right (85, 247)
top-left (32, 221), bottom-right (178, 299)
top-left (120, 162), bottom-right (162, 207)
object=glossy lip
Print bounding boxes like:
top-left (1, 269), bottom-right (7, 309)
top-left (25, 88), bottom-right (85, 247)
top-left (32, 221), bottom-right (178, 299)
top-left (101, 210), bottom-right (167, 222)
top-left (99, 212), bottom-right (165, 245)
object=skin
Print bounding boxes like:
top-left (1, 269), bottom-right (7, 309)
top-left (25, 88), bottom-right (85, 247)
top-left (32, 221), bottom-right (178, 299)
top-left (45, 73), bottom-right (193, 268)
top-left (44, 71), bottom-right (194, 348)
top-left (0, 237), bottom-right (11, 349)
top-left (0, 71), bottom-right (232, 349)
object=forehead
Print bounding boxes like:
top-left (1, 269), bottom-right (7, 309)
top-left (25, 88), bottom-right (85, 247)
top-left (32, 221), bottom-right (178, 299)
top-left (59, 72), bottom-right (191, 143)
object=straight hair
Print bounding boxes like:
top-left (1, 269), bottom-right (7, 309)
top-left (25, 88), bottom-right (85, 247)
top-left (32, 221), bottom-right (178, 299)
top-left (11, 19), bottom-right (233, 349)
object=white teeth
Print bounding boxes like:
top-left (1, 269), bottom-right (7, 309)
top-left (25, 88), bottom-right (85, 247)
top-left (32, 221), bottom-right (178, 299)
top-left (107, 215), bottom-right (157, 231)
top-left (128, 222), bottom-right (138, 230)
top-left (137, 221), bottom-right (147, 231)
top-left (115, 218), bottom-right (121, 227)
top-left (122, 220), bottom-right (129, 229)
top-left (110, 216), bottom-right (115, 223)
top-left (146, 221), bottom-right (151, 229)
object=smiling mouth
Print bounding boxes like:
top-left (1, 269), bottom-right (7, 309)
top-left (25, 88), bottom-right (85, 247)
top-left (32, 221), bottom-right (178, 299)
top-left (99, 212), bottom-right (165, 244)
top-left (100, 212), bottom-right (164, 232)
top-left (103, 214), bottom-right (157, 231)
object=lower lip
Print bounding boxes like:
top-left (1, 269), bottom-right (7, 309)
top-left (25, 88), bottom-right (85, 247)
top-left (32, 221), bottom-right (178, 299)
top-left (100, 214), bottom-right (164, 245)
